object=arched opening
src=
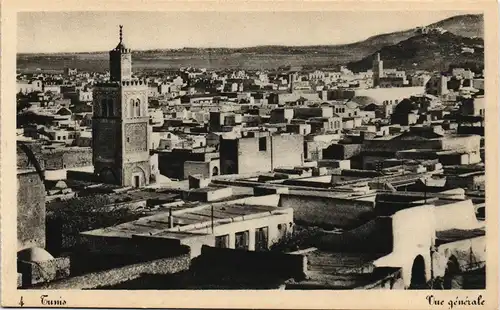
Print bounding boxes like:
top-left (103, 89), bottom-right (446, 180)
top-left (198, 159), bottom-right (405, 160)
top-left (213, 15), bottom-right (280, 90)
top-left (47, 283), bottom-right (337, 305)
top-left (131, 166), bottom-right (146, 188)
top-left (129, 99), bottom-right (135, 118)
top-left (443, 255), bottom-right (462, 289)
top-left (212, 166), bottom-right (219, 177)
top-left (135, 99), bottom-right (141, 117)
top-left (409, 255), bottom-right (427, 289)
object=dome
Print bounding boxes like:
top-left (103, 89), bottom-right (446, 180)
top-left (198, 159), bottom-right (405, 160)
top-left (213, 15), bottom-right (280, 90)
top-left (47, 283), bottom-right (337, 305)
top-left (55, 180), bottom-right (68, 189)
top-left (345, 101), bottom-right (359, 109)
top-left (17, 247), bottom-right (54, 263)
top-left (56, 107), bottom-right (72, 116)
top-left (351, 96), bottom-right (381, 107)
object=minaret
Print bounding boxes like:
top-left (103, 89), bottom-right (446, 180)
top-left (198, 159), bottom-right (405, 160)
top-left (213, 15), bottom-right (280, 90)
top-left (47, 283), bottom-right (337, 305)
top-left (92, 25), bottom-right (151, 188)
top-left (372, 53), bottom-right (384, 87)
top-left (109, 25), bottom-right (132, 82)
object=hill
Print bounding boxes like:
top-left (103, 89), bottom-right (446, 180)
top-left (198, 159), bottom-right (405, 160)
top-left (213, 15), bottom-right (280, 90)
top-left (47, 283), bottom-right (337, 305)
top-left (17, 14), bottom-right (483, 72)
top-left (346, 31), bottom-right (484, 73)
top-left (430, 14), bottom-right (483, 38)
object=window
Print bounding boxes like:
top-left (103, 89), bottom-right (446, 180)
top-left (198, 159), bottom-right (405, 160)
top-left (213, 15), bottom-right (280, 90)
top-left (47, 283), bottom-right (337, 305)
top-left (235, 230), bottom-right (249, 250)
top-left (129, 99), bottom-right (134, 118)
top-left (259, 137), bottom-right (267, 151)
top-left (135, 99), bottom-right (141, 117)
top-left (101, 99), bottom-right (107, 116)
top-left (107, 99), bottom-right (114, 116)
top-left (215, 234), bottom-right (230, 248)
top-left (255, 227), bottom-right (269, 251)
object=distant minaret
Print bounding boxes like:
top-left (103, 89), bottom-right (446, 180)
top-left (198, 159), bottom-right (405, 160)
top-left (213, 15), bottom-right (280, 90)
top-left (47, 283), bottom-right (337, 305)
top-left (289, 72), bottom-right (295, 93)
top-left (372, 53), bottom-right (384, 87)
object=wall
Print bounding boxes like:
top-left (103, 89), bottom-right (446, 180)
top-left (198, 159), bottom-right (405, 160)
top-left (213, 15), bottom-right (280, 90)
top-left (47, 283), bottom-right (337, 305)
top-left (33, 253), bottom-right (191, 290)
top-left (441, 135), bottom-right (480, 153)
top-left (184, 160), bottom-right (219, 179)
top-left (18, 257), bottom-right (70, 287)
top-left (323, 143), bottom-right (362, 160)
top-left (446, 172), bottom-right (485, 191)
top-left (433, 236), bottom-right (486, 278)
top-left (373, 205), bottom-right (435, 287)
top-left (219, 138), bottom-right (239, 175)
top-left (362, 138), bottom-right (441, 153)
top-left (316, 217), bottom-right (393, 254)
top-left (354, 87), bottom-right (425, 104)
top-left (123, 160), bottom-right (151, 187)
top-left (237, 137), bottom-right (272, 174)
top-left (272, 135), bottom-right (304, 168)
top-left (188, 210), bottom-right (293, 251)
top-left (42, 148), bottom-right (93, 170)
top-left (279, 194), bottom-right (375, 229)
top-left (196, 245), bottom-right (307, 280)
top-left (17, 171), bottom-right (46, 251)
top-left (434, 200), bottom-right (482, 231)
top-left (232, 194), bottom-right (281, 207)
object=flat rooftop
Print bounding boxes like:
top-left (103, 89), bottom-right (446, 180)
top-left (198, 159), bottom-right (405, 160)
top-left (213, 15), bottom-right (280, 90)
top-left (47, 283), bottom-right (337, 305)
top-left (81, 203), bottom-right (290, 238)
top-left (435, 228), bottom-right (485, 246)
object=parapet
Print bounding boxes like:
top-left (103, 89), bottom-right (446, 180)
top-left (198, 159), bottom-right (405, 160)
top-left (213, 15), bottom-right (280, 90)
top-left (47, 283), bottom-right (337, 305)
top-left (121, 80), bottom-right (147, 87)
top-left (94, 81), bottom-right (120, 88)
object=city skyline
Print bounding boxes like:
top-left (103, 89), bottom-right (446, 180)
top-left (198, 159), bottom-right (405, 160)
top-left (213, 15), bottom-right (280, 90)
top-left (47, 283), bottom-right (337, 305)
top-left (17, 11), bottom-right (479, 54)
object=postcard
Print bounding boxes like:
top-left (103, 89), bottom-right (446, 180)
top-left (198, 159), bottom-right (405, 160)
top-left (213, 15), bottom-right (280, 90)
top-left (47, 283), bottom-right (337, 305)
top-left (1, 0), bottom-right (498, 309)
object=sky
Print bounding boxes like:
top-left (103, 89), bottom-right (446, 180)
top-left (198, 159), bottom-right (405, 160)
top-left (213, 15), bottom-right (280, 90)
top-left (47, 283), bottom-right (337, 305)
top-left (18, 11), bottom-right (477, 53)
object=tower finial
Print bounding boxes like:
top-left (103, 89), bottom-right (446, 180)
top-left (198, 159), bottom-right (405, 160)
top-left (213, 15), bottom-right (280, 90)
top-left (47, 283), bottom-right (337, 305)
top-left (119, 25), bottom-right (123, 43)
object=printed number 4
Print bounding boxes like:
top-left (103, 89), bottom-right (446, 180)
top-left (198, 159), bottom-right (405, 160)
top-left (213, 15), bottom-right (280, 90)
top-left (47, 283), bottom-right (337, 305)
top-left (19, 296), bottom-right (24, 307)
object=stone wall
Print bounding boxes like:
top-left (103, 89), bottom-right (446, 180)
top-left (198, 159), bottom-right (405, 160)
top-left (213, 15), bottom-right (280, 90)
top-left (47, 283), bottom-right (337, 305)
top-left (17, 171), bottom-right (46, 251)
top-left (32, 253), bottom-right (191, 290)
top-left (18, 257), bottom-right (70, 287)
top-left (42, 148), bottom-right (93, 170)
top-left (93, 119), bottom-right (121, 160)
top-left (45, 195), bottom-right (146, 254)
top-left (124, 123), bottom-right (148, 153)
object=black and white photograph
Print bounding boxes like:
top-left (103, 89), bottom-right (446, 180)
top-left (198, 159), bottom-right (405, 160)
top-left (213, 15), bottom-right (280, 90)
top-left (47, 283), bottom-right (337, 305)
top-left (2, 1), bottom-right (499, 308)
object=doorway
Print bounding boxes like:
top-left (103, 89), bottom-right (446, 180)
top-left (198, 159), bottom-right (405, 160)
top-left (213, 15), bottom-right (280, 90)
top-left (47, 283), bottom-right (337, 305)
top-left (409, 255), bottom-right (427, 289)
top-left (133, 175), bottom-right (140, 188)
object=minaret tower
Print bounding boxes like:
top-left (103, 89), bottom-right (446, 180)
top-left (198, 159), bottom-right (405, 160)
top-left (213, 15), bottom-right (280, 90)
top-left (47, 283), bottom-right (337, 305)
top-left (92, 25), bottom-right (151, 188)
top-left (109, 25), bottom-right (132, 82)
top-left (372, 53), bottom-right (384, 87)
